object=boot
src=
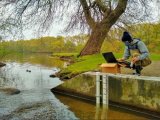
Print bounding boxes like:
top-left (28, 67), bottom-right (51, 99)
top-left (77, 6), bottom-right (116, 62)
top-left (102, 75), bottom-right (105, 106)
top-left (134, 65), bottom-right (143, 75)
top-left (124, 62), bottom-right (131, 68)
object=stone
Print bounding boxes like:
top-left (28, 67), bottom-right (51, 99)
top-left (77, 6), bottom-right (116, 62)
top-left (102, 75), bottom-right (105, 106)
top-left (0, 62), bottom-right (6, 67)
top-left (0, 87), bottom-right (20, 95)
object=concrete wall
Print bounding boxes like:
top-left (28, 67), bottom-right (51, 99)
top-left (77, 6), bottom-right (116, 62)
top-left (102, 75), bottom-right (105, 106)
top-left (52, 72), bottom-right (160, 113)
top-left (108, 74), bottom-right (160, 112)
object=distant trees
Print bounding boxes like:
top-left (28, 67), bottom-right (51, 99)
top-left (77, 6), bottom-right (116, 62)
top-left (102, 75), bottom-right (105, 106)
top-left (1, 22), bottom-right (160, 55)
top-left (128, 23), bottom-right (160, 53)
top-left (0, 35), bottom-right (88, 54)
top-left (101, 23), bottom-right (160, 53)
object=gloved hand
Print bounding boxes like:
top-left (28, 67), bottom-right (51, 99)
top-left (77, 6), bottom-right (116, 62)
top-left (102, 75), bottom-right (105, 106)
top-left (131, 57), bottom-right (139, 63)
top-left (117, 58), bottom-right (125, 62)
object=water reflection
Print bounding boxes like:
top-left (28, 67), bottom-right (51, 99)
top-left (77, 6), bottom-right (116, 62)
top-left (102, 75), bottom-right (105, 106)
top-left (0, 53), bottom-right (67, 89)
top-left (95, 106), bottom-right (108, 120)
top-left (1, 53), bottom-right (66, 69)
top-left (55, 94), bottom-right (147, 120)
top-left (0, 62), bottom-right (62, 90)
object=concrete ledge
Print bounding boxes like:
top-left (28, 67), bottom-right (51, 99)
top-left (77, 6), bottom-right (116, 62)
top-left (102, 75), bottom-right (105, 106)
top-left (84, 72), bottom-right (160, 81)
top-left (52, 72), bottom-right (160, 116)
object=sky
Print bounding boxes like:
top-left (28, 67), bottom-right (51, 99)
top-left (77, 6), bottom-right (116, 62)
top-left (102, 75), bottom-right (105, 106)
top-left (23, 23), bottom-right (64, 40)
top-left (2, 1), bottom-right (160, 41)
top-left (22, 21), bottom-right (84, 40)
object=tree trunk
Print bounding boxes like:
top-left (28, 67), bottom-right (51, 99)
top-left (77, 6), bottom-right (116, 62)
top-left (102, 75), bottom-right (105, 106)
top-left (79, 0), bottom-right (128, 56)
top-left (79, 23), bottom-right (110, 56)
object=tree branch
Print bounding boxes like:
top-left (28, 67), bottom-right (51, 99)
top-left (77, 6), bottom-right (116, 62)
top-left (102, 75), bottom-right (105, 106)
top-left (19, 0), bottom-right (32, 16)
top-left (95, 0), bottom-right (109, 13)
top-left (113, 0), bottom-right (128, 16)
top-left (79, 0), bottom-right (95, 29)
top-left (102, 0), bottom-right (128, 26)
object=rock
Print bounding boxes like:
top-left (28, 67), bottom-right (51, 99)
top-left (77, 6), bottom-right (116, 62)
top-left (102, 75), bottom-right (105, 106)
top-left (26, 69), bottom-right (31, 72)
top-left (0, 87), bottom-right (20, 95)
top-left (49, 74), bottom-right (57, 78)
top-left (54, 70), bottom-right (81, 80)
top-left (0, 62), bottom-right (6, 67)
top-left (59, 56), bottom-right (73, 61)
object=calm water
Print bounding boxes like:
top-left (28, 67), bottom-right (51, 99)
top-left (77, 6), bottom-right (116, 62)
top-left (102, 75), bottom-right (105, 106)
top-left (0, 53), bottom-right (64, 90)
top-left (0, 53), bottom-right (148, 119)
top-left (0, 62), bottom-right (62, 90)
top-left (56, 94), bottom-right (147, 120)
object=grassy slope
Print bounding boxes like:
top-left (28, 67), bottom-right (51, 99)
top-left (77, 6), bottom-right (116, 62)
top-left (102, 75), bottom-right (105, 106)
top-left (66, 54), bottom-right (104, 73)
top-left (60, 53), bottom-right (160, 77)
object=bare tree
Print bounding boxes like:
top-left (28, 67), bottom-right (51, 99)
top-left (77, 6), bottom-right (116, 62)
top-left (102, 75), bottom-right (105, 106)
top-left (0, 0), bottom-right (156, 56)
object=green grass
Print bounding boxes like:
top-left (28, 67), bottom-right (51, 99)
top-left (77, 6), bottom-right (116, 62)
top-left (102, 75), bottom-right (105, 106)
top-left (150, 53), bottom-right (160, 61)
top-left (60, 52), bottom-right (160, 76)
top-left (66, 54), bottom-right (105, 73)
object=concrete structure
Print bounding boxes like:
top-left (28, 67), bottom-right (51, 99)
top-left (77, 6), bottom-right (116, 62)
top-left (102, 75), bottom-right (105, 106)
top-left (52, 72), bottom-right (160, 118)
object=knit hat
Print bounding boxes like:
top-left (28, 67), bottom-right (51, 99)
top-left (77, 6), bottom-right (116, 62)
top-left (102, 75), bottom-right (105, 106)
top-left (121, 31), bottom-right (132, 42)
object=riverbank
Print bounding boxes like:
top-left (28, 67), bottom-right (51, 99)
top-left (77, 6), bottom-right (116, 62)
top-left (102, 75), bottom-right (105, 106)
top-left (51, 53), bottom-right (160, 80)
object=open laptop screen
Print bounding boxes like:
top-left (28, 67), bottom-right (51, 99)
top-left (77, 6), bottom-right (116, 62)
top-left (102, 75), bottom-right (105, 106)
top-left (102, 52), bottom-right (118, 63)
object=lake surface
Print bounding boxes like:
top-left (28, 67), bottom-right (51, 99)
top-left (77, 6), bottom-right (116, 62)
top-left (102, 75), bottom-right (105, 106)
top-left (0, 62), bottom-right (61, 90)
top-left (0, 53), bottom-right (149, 119)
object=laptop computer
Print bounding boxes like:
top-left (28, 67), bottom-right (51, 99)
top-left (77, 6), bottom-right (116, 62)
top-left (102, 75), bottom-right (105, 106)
top-left (102, 52), bottom-right (118, 63)
top-left (102, 52), bottom-right (130, 65)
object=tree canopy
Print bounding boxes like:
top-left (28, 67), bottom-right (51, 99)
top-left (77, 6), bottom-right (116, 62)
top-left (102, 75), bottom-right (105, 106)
top-left (0, 0), bottom-right (159, 56)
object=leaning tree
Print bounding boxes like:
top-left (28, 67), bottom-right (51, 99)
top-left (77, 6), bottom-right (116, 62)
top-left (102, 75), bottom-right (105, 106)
top-left (0, 0), bottom-right (156, 56)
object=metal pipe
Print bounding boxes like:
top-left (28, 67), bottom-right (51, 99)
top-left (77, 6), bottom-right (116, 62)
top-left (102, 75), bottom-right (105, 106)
top-left (102, 75), bottom-right (109, 108)
top-left (96, 72), bottom-right (101, 105)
